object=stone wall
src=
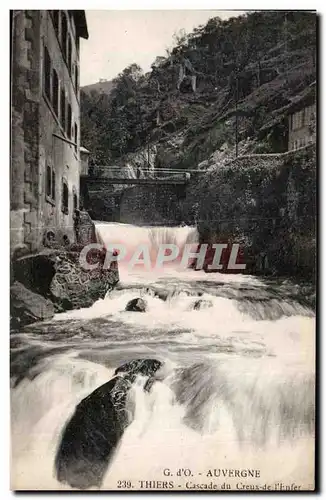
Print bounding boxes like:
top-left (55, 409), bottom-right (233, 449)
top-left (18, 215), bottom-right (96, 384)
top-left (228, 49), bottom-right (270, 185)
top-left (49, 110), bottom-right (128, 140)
top-left (110, 145), bottom-right (316, 278)
top-left (11, 10), bottom-right (41, 253)
top-left (181, 144), bottom-right (316, 278)
top-left (82, 182), bottom-right (119, 222)
top-left (80, 139), bottom-right (315, 278)
top-left (119, 185), bottom-right (183, 225)
top-left (38, 11), bottom-right (81, 245)
top-left (11, 10), bottom-right (83, 255)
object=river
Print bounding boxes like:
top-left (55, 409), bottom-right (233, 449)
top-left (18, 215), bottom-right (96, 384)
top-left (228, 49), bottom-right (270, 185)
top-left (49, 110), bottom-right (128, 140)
top-left (10, 223), bottom-right (316, 490)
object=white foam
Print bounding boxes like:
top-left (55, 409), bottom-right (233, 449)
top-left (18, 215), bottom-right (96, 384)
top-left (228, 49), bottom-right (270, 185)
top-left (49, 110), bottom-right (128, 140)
top-left (11, 223), bottom-right (316, 490)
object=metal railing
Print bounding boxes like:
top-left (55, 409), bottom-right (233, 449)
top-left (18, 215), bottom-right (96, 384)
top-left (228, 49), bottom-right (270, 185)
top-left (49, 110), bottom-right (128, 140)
top-left (83, 166), bottom-right (194, 183)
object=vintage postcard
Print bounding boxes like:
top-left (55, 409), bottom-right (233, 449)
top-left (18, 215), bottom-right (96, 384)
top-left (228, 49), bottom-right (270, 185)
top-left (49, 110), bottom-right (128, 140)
top-left (10, 9), bottom-right (316, 491)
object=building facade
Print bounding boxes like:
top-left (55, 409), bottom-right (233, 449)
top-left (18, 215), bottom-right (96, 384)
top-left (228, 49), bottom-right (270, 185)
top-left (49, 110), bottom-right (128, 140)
top-left (10, 10), bottom-right (88, 254)
top-left (288, 85), bottom-right (316, 151)
top-left (80, 146), bottom-right (90, 176)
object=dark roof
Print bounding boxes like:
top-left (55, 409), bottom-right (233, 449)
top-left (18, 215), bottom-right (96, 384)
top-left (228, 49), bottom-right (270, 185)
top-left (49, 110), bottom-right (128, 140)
top-left (70, 10), bottom-right (88, 39)
top-left (258, 86), bottom-right (316, 134)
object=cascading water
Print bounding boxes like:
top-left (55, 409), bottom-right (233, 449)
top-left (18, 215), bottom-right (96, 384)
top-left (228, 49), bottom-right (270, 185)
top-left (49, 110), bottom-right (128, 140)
top-left (10, 222), bottom-right (315, 490)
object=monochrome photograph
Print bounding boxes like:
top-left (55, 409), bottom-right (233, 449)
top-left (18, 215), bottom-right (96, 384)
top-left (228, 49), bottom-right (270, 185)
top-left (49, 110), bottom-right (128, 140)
top-left (10, 9), bottom-right (317, 491)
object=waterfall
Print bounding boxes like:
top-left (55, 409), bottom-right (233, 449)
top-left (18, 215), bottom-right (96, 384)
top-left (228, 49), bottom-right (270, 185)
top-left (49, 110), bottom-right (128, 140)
top-left (95, 222), bottom-right (199, 268)
top-left (10, 222), bottom-right (315, 491)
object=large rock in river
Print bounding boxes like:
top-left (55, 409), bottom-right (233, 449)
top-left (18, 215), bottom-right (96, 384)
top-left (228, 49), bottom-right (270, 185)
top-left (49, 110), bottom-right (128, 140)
top-left (49, 247), bottom-right (119, 311)
top-left (12, 247), bottom-right (119, 313)
top-left (55, 358), bottom-right (163, 489)
top-left (125, 297), bottom-right (148, 312)
top-left (10, 281), bottom-right (54, 328)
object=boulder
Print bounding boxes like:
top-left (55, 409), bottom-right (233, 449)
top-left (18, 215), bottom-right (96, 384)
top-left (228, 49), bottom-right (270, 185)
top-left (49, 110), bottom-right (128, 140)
top-left (10, 281), bottom-right (54, 328)
top-left (115, 359), bottom-right (163, 378)
top-left (55, 358), bottom-right (163, 489)
top-left (12, 247), bottom-right (119, 314)
top-left (192, 299), bottom-right (213, 310)
top-left (125, 297), bottom-right (148, 312)
top-left (55, 375), bottom-right (133, 489)
top-left (49, 249), bottom-right (119, 311)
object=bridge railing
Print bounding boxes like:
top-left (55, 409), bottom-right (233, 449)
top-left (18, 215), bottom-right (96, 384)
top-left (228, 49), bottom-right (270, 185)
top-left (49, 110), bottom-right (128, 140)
top-left (87, 166), bottom-right (192, 181)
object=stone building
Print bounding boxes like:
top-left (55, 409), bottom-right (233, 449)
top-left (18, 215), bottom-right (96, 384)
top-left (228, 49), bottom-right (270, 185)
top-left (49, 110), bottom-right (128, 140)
top-left (288, 83), bottom-right (316, 151)
top-left (80, 146), bottom-right (90, 175)
top-left (10, 10), bottom-right (88, 254)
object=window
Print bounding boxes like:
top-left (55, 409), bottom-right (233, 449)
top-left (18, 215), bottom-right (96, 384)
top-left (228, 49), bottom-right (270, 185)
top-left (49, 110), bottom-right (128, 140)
top-left (51, 170), bottom-right (56, 200)
top-left (62, 180), bottom-right (69, 214)
top-left (46, 166), bottom-right (56, 203)
top-left (300, 110), bottom-right (305, 128)
top-left (60, 89), bottom-right (66, 131)
top-left (52, 10), bottom-right (60, 37)
top-left (67, 103), bottom-right (72, 138)
top-left (46, 166), bottom-right (52, 197)
top-left (293, 113), bottom-right (298, 130)
top-left (74, 123), bottom-right (78, 151)
top-left (52, 68), bottom-right (59, 116)
top-left (294, 112), bottom-right (299, 130)
top-left (61, 12), bottom-right (68, 59)
top-left (73, 190), bottom-right (78, 212)
top-left (75, 64), bottom-right (78, 90)
top-left (68, 36), bottom-right (72, 72)
top-left (43, 46), bottom-right (51, 100)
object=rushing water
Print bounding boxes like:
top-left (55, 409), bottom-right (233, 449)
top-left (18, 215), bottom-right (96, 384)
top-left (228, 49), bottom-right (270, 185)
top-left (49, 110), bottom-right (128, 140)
top-left (10, 223), bottom-right (316, 490)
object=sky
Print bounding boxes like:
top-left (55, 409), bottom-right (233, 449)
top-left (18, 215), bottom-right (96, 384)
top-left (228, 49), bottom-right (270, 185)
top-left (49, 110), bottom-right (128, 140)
top-left (80, 10), bottom-right (245, 86)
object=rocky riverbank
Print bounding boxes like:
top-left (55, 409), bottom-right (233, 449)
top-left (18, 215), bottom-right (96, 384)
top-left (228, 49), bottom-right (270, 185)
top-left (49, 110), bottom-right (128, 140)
top-left (11, 246), bottom-right (119, 329)
top-left (182, 144), bottom-right (316, 279)
top-left (10, 212), bottom-right (119, 329)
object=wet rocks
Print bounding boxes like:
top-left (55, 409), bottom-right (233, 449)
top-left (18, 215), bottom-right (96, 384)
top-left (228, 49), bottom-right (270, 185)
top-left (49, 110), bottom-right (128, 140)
top-left (10, 208), bottom-right (120, 326)
top-left (55, 358), bottom-right (163, 489)
top-left (115, 358), bottom-right (163, 378)
top-left (49, 248), bottom-right (118, 311)
top-left (125, 297), bottom-right (148, 312)
top-left (192, 299), bottom-right (213, 310)
top-left (10, 281), bottom-right (55, 328)
top-left (55, 375), bottom-right (133, 489)
top-left (11, 247), bottom-right (119, 318)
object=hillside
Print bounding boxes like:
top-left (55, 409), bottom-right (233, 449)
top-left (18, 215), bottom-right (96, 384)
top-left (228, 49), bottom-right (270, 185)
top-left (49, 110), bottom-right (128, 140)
top-left (80, 11), bottom-right (316, 170)
top-left (81, 79), bottom-right (115, 96)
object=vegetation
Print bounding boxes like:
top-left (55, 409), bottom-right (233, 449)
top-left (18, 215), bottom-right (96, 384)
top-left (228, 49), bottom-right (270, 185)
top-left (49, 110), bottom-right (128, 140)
top-left (80, 11), bottom-right (316, 278)
top-left (81, 11), bottom-right (316, 167)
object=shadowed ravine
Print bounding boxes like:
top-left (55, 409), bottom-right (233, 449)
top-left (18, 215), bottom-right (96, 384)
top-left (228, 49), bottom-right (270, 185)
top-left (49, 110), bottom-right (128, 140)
top-left (10, 223), bottom-right (315, 490)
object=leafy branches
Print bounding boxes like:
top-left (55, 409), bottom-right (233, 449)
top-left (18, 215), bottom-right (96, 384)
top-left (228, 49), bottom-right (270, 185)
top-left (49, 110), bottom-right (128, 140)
top-left (80, 10), bottom-right (316, 167)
